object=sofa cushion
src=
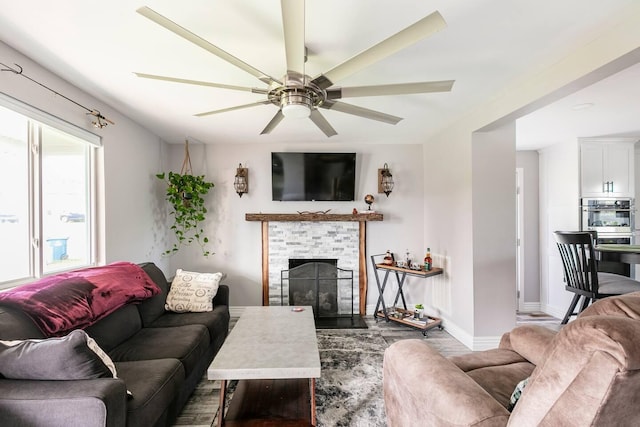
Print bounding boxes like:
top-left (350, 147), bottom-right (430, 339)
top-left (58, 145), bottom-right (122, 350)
top-left (116, 359), bottom-right (184, 427)
top-left (137, 262), bottom-right (171, 326)
top-left (465, 361), bottom-right (535, 409)
top-left (580, 291), bottom-right (640, 319)
top-left (449, 347), bottom-right (536, 409)
top-left (508, 324), bottom-right (558, 366)
top-left (165, 269), bottom-right (223, 313)
top-left (108, 325), bottom-right (209, 378)
top-left (0, 330), bottom-right (113, 380)
top-left (449, 348), bottom-right (528, 372)
top-left (0, 305), bottom-right (46, 340)
top-left (147, 307), bottom-right (229, 344)
top-left (85, 304), bottom-right (142, 353)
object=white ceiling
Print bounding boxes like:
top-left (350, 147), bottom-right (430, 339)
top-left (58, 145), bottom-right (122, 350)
top-left (0, 0), bottom-right (638, 148)
top-left (516, 61), bottom-right (640, 150)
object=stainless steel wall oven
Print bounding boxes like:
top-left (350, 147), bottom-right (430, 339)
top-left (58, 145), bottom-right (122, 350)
top-left (581, 198), bottom-right (633, 235)
top-left (580, 198), bottom-right (635, 277)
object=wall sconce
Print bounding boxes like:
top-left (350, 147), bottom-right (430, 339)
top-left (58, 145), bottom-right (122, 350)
top-left (378, 163), bottom-right (394, 197)
top-left (234, 163), bottom-right (248, 197)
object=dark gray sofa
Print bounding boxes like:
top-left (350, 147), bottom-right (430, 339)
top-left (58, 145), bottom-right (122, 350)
top-left (0, 262), bottom-right (230, 427)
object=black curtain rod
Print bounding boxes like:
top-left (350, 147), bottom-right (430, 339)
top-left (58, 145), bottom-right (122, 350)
top-left (0, 62), bottom-right (114, 128)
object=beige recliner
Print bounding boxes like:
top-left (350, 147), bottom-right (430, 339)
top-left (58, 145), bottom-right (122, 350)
top-left (383, 292), bottom-right (640, 426)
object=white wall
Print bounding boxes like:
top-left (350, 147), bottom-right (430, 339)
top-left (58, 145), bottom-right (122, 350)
top-left (472, 125), bottom-right (517, 337)
top-left (0, 41), bottom-right (170, 272)
top-left (160, 141), bottom-right (426, 309)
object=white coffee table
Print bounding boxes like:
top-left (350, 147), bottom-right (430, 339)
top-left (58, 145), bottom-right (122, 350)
top-left (208, 306), bottom-right (321, 426)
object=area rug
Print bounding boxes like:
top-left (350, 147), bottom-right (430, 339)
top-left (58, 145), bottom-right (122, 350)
top-left (315, 329), bottom-right (387, 427)
top-left (191, 329), bottom-right (388, 427)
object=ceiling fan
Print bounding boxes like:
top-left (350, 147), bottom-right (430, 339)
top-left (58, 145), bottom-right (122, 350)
top-left (135, 1), bottom-right (454, 137)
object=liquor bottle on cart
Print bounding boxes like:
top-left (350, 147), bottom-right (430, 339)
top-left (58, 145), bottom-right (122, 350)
top-left (424, 248), bottom-right (432, 271)
top-left (384, 250), bottom-right (394, 266)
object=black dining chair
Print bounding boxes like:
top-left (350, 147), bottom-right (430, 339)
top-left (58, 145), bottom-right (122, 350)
top-left (554, 231), bottom-right (640, 324)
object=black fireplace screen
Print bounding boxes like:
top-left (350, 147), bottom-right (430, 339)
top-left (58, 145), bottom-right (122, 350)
top-left (281, 259), bottom-right (354, 319)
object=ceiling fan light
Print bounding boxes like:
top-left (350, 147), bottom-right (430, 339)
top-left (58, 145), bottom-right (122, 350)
top-left (282, 102), bottom-right (311, 118)
top-left (281, 91), bottom-right (312, 118)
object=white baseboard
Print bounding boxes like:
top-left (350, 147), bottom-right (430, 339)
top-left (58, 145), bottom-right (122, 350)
top-left (540, 303), bottom-right (566, 321)
top-left (366, 304), bottom-right (500, 351)
top-left (519, 302), bottom-right (542, 313)
top-left (442, 320), bottom-right (501, 351)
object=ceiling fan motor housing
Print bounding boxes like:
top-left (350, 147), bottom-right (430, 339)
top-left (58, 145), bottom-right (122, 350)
top-left (272, 72), bottom-right (326, 118)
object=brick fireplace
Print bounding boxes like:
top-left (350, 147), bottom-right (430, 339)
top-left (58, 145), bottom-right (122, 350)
top-left (245, 213), bottom-right (383, 316)
top-left (271, 223), bottom-right (357, 314)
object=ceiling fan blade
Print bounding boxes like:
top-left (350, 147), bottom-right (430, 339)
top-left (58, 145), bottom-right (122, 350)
top-left (137, 6), bottom-right (280, 86)
top-left (195, 101), bottom-right (272, 117)
top-left (135, 73), bottom-right (269, 94)
top-left (260, 110), bottom-right (285, 134)
top-left (312, 11), bottom-right (446, 89)
top-left (309, 109), bottom-right (338, 137)
top-left (326, 80), bottom-right (454, 99)
top-left (281, 0), bottom-right (305, 75)
top-left (321, 100), bottom-right (402, 125)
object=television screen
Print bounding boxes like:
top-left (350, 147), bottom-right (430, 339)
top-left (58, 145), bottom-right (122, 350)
top-left (272, 152), bottom-right (356, 201)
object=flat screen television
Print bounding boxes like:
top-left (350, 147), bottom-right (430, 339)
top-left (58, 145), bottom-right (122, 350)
top-left (272, 152), bottom-right (356, 201)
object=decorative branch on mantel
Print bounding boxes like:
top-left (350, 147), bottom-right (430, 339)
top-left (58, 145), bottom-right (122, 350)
top-left (0, 62), bottom-right (115, 129)
top-left (245, 213), bottom-right (383, 222)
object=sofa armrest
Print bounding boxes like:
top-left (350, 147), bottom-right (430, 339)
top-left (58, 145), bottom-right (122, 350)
top-left (507, 325), bottom-right (557, 366)
top-left (214, 284), bottom-right (229, 307)
top-left (384, 339), bottom-right (509, 427)
top-left (0, 378), bottom-right (127, 427)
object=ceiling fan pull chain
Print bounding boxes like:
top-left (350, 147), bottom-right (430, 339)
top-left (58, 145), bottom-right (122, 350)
top-left (180, 139), bottom-right (193, 175)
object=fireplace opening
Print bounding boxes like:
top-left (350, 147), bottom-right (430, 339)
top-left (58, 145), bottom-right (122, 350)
top-left (281, 258), bottom-right (366, 328)
top-left (288, 259), bottom-right (338, 318)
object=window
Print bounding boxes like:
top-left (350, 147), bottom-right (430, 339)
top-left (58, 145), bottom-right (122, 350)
top-left (0, 94), bottom-right (100, 287)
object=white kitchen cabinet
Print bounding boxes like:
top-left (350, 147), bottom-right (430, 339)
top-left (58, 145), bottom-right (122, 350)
top-left (580, 139), bottom-right (636, 198)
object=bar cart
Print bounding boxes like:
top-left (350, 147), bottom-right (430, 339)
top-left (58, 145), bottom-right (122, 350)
top-left (371, 254), bottom-right (444, 336)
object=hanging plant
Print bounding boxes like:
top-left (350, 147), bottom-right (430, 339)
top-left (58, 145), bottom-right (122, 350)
top-left (156, 140), bottom-right (214, 257)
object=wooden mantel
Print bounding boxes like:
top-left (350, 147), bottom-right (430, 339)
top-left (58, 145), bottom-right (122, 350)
top-left (246, 212), bottom-right (383, 316)
top-left (246, 213), bottom-right (383, 222)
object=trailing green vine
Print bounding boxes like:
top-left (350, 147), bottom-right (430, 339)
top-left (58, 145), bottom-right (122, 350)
top-left (156, 171), bottom-right (214, 257)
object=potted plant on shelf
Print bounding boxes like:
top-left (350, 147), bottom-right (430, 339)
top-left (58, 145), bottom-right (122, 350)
top-left (157, 140), bottom-right (214, 257)
top-left (414, 304), bottom-right (424, 319)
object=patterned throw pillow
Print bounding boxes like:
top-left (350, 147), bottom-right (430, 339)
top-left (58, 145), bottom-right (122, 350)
top-left (165, 269), bottom-right (223, 313)
top-left (507, 377), bottom-right (529, 412)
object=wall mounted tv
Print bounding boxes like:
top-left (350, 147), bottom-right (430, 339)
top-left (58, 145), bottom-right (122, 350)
top-left (272, 152), bottom-right (356, 201)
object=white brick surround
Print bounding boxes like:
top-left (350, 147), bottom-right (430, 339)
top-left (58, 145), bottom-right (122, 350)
top-left (268, 221), bottom-right (360, 314)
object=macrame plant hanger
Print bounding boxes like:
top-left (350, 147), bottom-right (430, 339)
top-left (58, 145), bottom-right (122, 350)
top-left (178, 139), bottom-right (194, 206)
top-left (181, 139), bottom-right (192, 175)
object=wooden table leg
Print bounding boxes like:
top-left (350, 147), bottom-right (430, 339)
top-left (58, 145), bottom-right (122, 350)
top-left (310, 378), bottom-right (317, 426)
top-left (217, 379), bottom-right (227, 427)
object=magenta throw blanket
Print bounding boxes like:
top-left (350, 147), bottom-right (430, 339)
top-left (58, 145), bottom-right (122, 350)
top-left (0, 262), bottom-right (161, 336)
